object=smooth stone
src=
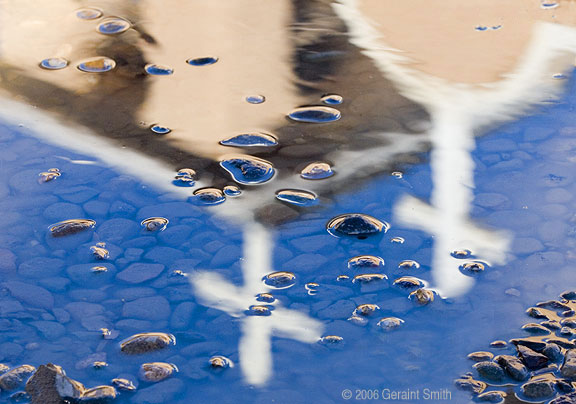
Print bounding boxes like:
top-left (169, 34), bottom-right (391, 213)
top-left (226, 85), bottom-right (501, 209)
top-left (115, 287), bottom-right (157, 302)
top-left (544, 343), bottom-right (564, 362)
top-left (316, 300), bottom-right (356, 320)
top-left (494, 355), bottom-right (529, 381)
top-left (0, 343), bottom-right (23, 360)
top-left (116, 263), bottom-right (165, 284)
top-left (0, 365), bottom-right (36, 390)
top-left (54, 186), bottom-right (98, 203)
top-left (209, 245), bottom-right (241, 267)
top-left (115, 319), bottom-right (155, 331)
top-left (144, 247), bottom-right (186, 265)
top-left (476, 391), bottom-right (506, 403)
top-left (551, 392), bottom-right (576, 404)
top-left (282, 254), bottom-right (328, 273)
top-left (170, 302), bottom-right (196, 330)
top-left (521, 380), bottom-right (555, 399)
top-left (44, 203), bottom-right (84, 222)
top-left (131, 379), bottom-right (185, 404)
top-left (18, 257), bottom-right (64, 278)
top-left (467, 352), bottom-right (494, 362)
top-left (562, 349), bottom-right (576, 378)
top-left (83, 201), bottom-right (109, 217)
top-left (123, 296), bottom-right (170, 321)
top-left (139, 363), bottom-right (177, 382)
top-left (453, 375), bottom-right (486, 394)
top-left (0, 249), bottom-right (17, 272)
top-left (158, 225), bottom-right (195, 246)
top-left (64, 302), bottom-right (105, 320)
top-left (518, 345), bottom-right (549, 369)
top-left (30, 321), bottom-right (66, 340)
top-left (120, 332), bottom-right (175, 355)
top-left (26, 364), bottom-right (70, 404)
top-left (96, 219), bottom-right (140, 243)
top-left (2, 281), bottom-right (54, 309)
top-left (80, 385), bottom-right (117, 403)
top-left (473, 361), bottom-right (506, 382)
top-left (67, 264), bottom-right (116, 287)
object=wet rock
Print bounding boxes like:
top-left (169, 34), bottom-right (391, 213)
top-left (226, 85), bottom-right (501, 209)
top-left (25, 364), bottom-right (72, 404)
top-left (544, 343), bottom-right (564, 362)
top-left (548, 339), bottom-right (576, 350)
top-left (170, 302), bottom-right (196, 330)
top-left (526, 307), bottom-right (550, 320)
top-left (80, 385), bottom-right (117, 403)
top-left (0, 365), bottom-right (36, 390)
top-left (453, 375), bottom-right (486, 394)
top-left (537, 300), bottom-right (572, 311)
top-left (120, 333), bottom-right (176, 354)
top-left (551, 392), bottom-right (576, 404)
top-left (0, 364), bottom-right (9, 374)
top-left (30, 321), bottom-right (66, 340)
top-left (521, 379), bottom-right (555, 399)
top-left (556, 379), bottom-right (575, 394)
top-left (18, 257), bottom-right (64, 278)
top-left (562, 349), bottom-right (576, 378)
top-left (67, 264), bottom-right (116, 287)
top-left (476, 391), bottom-right (506, 403)
top-left (111, 378), bottom-right (136, 391)
top-left (123, 296), bottom-right (170, 321)
top-left (518, 345), bottom-right (549, 369)
top-left (2, 281), bottom-right (54, 309)
top-left (95, 218), bottom-right (140, 243)
top-left (10, 391), bottom-right (30, 402)
top-left (521, 323), bottom-right (551, 335)
top-left (542, 320), bottom-right (562, 330)
top-left (131, 379), bottom-right (185, 404)
top-left (139, 363), bottom-right (177, 382)
top-left (511, 339), bottom-right (546, 352)
top-left (494, 355), bottom-right (529, 381)
top-left (473, 361), bottom-right (505, 382)
top-left (116, 263), bottom-right (165, 284)
top-left (408, 288), bottom-right (435, 305)
top-left (561, 291), bottom-right (576, 301)
top-left (490, 341), bottom-right (508, 349)
top-left (0, 249), bottom-right (16, 272)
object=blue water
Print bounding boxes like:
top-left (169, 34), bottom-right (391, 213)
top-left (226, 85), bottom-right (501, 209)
top-left (0, 73), bottom-right (575, 402)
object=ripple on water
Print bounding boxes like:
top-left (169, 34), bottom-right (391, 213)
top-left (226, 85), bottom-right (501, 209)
top-left (263, 271), bottom-right (296, 289)
top-left (145, 64), bottom-right (174, 76)
top-left (192, 188), bottom-right (226, 205)
top-left (275, 189), bottom-right (318, 207)
top-left (300, 162), bottom-right (334, 180)
top-left (49, 219), bottom-right (96, 237)
top-left (173, 168), bottom-right (196, 186)
top-left (150, 125), bottom-right (171, 135)
top-left (39, 58), bottom-right (68, 70)
top-left (220, 156), bottom-right (275, 185)
top-left (38, 168), bottom-right (61, 183)
top-left (97, 17), bottom-right (131, 35)
top-left (76, 8), bottom-right (103, 20)
top-left (141, 217), bottom-right (169, 232)
top-left (223, 185), bottom-right (241, 197)
top-left (77, 57), bottom-right (116, 73)
top-left (347, 255), bottom-right (385, 270)
top-left (220, 133), bottom-right (278, 147)
top-left (327, 214), bottom-right (389, 239)
top-left (246, 95), bottom-right (265, 104)
top-left (288, 106), bottom-right (341, 123)
top-left (321, 94), bottom-right (343, 105)
top-left (120, 332), bottom-right (176, 354)
top-left (187, 56), bottom-right (219, 66)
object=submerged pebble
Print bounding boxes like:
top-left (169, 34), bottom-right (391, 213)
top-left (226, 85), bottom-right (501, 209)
top-left (192, 188), bottom-right (226, 205)
top-left (120, 333), bottom-right (176, 354)
top-left (139, 363), bottom-right (178, 382)
top-left (76, 8), bottom-right (103, 20)
top-left (144, 64), bottom-right (174, 76)
top-left (288, 106), bottom-right (341, 123)
top-left (393, 276), bottom-right (425, 290)
top-left (263, 271), bottom-right (296, 289)
top-left (348, 255), bottom-right (385, 270)
top-left (354, 304), bottom-right (380, 316)
top-left (141, 217), bottom-right (169, 232)
top-left (327, 214), bottom-right (389, 239)
top-left (300, 162), bottom-right (334, 180)
top-left (40, 58), bottom-right (68, 70)
top-left (97, 17), bottom-right (131, 35)
top-left (352, 273), bottom-right (387, 283)
top-left (220, 133), bottom-right (277, 147)
top-left (0, 365), bottom-right (35, 391)
top-left (409, 288), bottom-right (435, 305)
top-left (49, 219), bottom-right (96, 237)
top-left (77, 57), bottom-right (116, 73)
top-left (467, 352), bottom-right (494, 362)
top-left (186, 57), bottom-right (219, 66)
top-left (275, 189), bottom-right (318, 206)
top-left (220, 156), bottom-right (275, 185)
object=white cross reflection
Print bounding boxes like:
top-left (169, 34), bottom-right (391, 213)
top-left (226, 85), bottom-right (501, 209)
top-left (191, 223), bottom-right (324, 386)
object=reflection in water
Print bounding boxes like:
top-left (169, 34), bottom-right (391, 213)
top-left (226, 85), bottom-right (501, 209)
top-left (0, 0), bottom-right (576, 392)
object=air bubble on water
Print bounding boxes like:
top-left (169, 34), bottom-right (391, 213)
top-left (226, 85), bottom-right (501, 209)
top-left (398, 260), bottom-right (420, 270)
top-left (77, 57), bottom-right (116, 73)
top-left (192, 188), bottom-right (226, 205)
top-left (245, 95), bottom-right (265, 104)
top-left (392, 276), bottom-right (426, 290)
top-left (39, 58), bottom-right (68, 70)
top-left (150, 125), bottom-right (171, 135)
top-left (327, 214), bottom-right (389, 239)
top-left (76, 8), bottom-right (103, 20)
top-left (49, 219), bottom-right (96, 237)
top-left (97, 17), bottom-right (131, 35)
top-left (187, 57), bottom-right (219, 66)
top-left (38, 168), bottom-right (61, 183)
top-left (256, 293), bottom-right (275, 303)
top-left (321, 94), bottom-right (343, 105)
top-left (173, 168), bottom-right (196, 186)
top-left (347, 255), bottom-right (385, 270)
top-left (288, 106), bottom-right (341, 123)
top-left (377, 317), bottom-right (405, 331)
top-left (220, 156), bottom-right (275, 185)
top-left (223, 185), bottom-right (242, 197)
top-left (220, 133), bottom-right (278, 147)
top-left (354, 304), bottom-right (380, 316)
top-left (209, 356), bottom-right (233, 369)
top-left (352, 274), bottom-right (387, 283)
top-left (300, 162), bottom-right (334, 180)
top-left (263, 271), bottom-right (296, 289)
top-left (275, 189), bottom-right (318, 207)
top-left (145, 64), bottom-right (174, 76)
top-left (141, 217), bottom-right (169, 232)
